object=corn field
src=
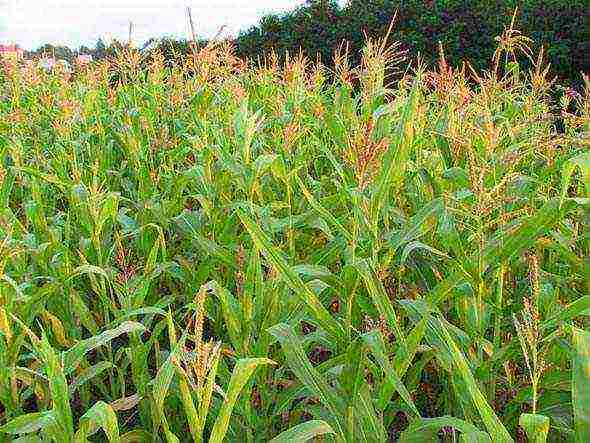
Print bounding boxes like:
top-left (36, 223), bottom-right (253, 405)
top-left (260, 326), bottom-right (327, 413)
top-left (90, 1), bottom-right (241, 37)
top-left (0, 28), bottom-right (589, 442)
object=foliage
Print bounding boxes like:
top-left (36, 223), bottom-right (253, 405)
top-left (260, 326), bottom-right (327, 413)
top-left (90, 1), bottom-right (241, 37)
top-left (0, 25), bottom-right (588, 442)
top-left (236, 0), bottom-right (589, 86)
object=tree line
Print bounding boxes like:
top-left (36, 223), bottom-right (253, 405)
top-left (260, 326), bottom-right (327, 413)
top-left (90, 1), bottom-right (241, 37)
top-left (26, 0), bottom-right (588, 85)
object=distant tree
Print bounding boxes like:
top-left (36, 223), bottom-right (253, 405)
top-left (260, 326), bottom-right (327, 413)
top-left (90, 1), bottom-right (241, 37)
top-left (29, 44), bottom-right (75, 61)
top-left (235, 0), bottom-right (588, 86)
top-left (94, 38), bottom-right (107, 59)
top-left (78, 45), bottom-right (92, 56)
top-left (236, 0), bottom-right (341, 65)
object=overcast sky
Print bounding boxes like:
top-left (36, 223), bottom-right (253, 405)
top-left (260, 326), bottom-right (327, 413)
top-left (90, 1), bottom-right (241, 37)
top-left (0, 0), bottom-right (327, 50)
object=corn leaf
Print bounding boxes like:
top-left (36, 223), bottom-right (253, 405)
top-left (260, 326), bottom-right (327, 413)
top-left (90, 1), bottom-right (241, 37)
top-left (64, 321), bottom-right (146, 373)
top-left (268, 323), bottom-right (346, 439)
top-left (75, 401), bottom-right (120, 442)
top-left (363, 330), bottom-right (420, 416)
top-left (518, 413), bottom-right (550, 443)
top-left (572, 326), bottom-right (590, 442)
top-left (438, 320), bottom-right (512, 442)
top-left (399, 416), bottom-right (484, 442)
top-left (209, 357), bottom-right (274, 443)
top-left (561, 152), bottom-right (590, 205)
top-left (238, 210), bottom-right (345, 341)
top-left (0, 411), bottom-right (54, 435)
top-left (269, 420), bottom-right (335, 443)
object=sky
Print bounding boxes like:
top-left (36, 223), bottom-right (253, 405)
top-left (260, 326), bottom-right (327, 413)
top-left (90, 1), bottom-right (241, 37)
top-left (0, 0), bottom-right (320, 50)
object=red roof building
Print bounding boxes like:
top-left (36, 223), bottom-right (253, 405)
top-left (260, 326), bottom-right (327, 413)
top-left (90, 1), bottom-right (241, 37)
top-left (0, 44), bottom-right (24, 60)
top-left (76, 54), bottom-right (93, 65)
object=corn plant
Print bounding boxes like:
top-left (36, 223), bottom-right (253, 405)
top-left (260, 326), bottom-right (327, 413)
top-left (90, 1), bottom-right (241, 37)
top-left (0, 20), bottom-right (588, 442)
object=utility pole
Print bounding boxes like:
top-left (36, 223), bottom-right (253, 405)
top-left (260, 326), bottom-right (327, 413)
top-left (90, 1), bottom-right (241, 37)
top-left (128, 21), bottom-right (134, 47)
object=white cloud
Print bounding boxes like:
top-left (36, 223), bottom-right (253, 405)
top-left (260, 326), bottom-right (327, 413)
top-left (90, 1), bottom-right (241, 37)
top-left (0, 0), bottom-right (309, 49)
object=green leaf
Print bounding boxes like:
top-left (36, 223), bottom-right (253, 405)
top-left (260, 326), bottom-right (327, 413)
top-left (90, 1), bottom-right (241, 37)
top-left (12, 436), bottom-right (44, 443)
top-left (437, 320), bottom-right (512, 442)
top-left (269, 420), bottom-right (335, 443)
top-left (94, 193), bottom-right (119, 239)
top-left (518, 413), bottom-right (550, 443)
top-left (370, 79), bottom-right (419, 223)
top-left (253, 153), bottom-right (277, 176)
top-left (388, 198), bottom-right (444, 250)
top-left (543, 296), bottom-right (590, 330)
top-left (68, 264), bottom-right (111, 282)
top-left (153, 331), bottom-right (184, 411)
top-left (209, 358), bottom-right (274, 443)
top-left (572, 327), bottom-right (590, 442)
top-left (400, 241), bottom-right (449, 265)
top-left (363, 330), bottom-right (420, 416)
top-left (120, 430), bottom-right (153, 442)
top-left (175, 212), bottom-right (236, 267)
top-left (392, 316), bottom-right (427, 377)
top-left (164, 430), bottom-right (180, 443)
top-left (237, 210), bottom-right (345, 341)
top-left (69, 290), bottom-right (99, 335)
top-left (399, 416), bottom-right (484, 442)
top-left (341, 338), bottom-right (365, 401)
top-left (151, 321), bottom-right (187, 438)
top-left (37, 334), bottom-right (74, 440)
top-left (355, 259), bottom-right (405, 346)
top-left (429, 198), bottom-right (572, 305)
top-left (460, 431), bottom-right (493, 442)
top-left (75, 401), bottom-right (120, 442)
top-left (294, 175), bottom-right (352, 242)
top-left (13, 166), bottom-right (69, 192)
top-left (205, 281), bottom-right (243, 354)
top-left (353, 384), bottom-right (388, 441)
top-left (268, 323), bottom-right (346, 439)
top-left (0, 411), bottom-right (54, 435)
top-left (561, 152), bottom-right (590, 205)
top-left (69, 362), bottom-right (113, 394)
top-left (64, 321), bottom-right (146, 373)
